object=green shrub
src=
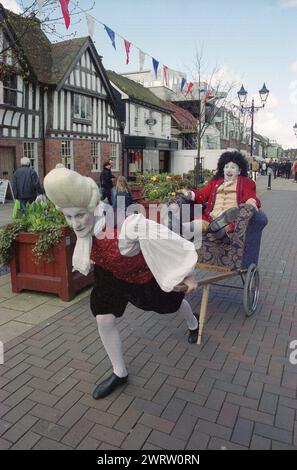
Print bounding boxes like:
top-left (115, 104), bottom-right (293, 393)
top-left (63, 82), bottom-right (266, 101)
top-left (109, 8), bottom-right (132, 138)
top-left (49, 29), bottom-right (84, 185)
top-left (0, 200), bottom-right (67, 265)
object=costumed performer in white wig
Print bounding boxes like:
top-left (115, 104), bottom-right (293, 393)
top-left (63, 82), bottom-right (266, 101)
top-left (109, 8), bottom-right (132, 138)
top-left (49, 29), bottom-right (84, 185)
top-left (44, 167), bottom-right (199, 399)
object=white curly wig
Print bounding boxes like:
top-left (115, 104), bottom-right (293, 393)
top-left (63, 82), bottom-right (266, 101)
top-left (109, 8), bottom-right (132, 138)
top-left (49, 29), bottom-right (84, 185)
top-left (44, 168), bottom-right (100, 210)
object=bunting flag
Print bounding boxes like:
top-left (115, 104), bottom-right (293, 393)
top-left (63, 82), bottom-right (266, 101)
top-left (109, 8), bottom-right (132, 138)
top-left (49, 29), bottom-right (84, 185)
top-left (163, 65), bottom-right (168, 86)
top-left (59, 0), bottom-right (70, 29)
top-left (152, 58), bottom-right (159, 79)
top-left (104, 25), bottom-right (116, 50)
top-left (86, 13), bottom-right (95, 37)
top-left (185, 82), bottom-right (194, 97)
top-left (124, 39), bottom-right (131, 65)
top-left (180, 77), bottom-right (187, 91)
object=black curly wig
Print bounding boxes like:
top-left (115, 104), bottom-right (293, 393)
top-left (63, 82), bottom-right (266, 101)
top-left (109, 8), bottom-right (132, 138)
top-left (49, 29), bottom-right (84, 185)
top-left (213, 151), bottom-right (249, 179)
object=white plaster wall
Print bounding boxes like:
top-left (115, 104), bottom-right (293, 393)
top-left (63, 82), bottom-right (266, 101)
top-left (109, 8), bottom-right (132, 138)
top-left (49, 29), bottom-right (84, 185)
top-left (171, 149), bottom-right (237, 174)
top-left (128, 102), bottom-right (171, 139)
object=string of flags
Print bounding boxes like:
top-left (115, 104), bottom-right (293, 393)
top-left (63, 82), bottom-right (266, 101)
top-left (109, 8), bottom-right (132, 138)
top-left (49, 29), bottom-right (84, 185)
top-left (42, 0), bottom-right (194, 97)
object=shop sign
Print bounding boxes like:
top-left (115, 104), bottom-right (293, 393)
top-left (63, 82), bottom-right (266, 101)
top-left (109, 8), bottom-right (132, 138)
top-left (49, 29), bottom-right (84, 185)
top-left (145, 118), bottom-right (157, 126)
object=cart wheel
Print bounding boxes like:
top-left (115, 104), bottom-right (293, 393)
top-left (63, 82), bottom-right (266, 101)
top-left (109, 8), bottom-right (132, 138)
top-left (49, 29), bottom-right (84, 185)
top-left (243, 264), bottom-right (260, 316)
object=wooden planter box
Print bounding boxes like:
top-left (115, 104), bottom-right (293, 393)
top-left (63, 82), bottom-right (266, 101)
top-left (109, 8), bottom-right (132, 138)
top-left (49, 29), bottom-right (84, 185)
top-left (10, 227), bottom-right (94, 301)
top-left (129, 185), bottom-right (144, 203)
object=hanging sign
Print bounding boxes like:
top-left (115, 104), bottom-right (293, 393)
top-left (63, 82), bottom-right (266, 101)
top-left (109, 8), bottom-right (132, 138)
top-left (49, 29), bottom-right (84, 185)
top-left (145, 118), bottom-right (157, 126)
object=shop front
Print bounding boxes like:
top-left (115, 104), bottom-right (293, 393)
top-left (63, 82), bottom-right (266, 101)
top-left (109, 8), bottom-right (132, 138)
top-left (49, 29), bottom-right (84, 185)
top-left (125, 136), bottom-right (178, 179)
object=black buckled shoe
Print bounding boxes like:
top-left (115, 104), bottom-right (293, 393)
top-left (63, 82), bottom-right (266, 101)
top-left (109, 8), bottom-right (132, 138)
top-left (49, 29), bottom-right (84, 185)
top-left (188, 314), bottom-right (200, 344)
top-left (92, 373), bottom-right (128, 399)
top-left (208, 207), bottom-right (239, 233)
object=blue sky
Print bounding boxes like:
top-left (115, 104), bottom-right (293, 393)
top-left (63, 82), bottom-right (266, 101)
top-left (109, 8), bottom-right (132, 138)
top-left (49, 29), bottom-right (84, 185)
top-left (6, 0), bottom-right (297, 148)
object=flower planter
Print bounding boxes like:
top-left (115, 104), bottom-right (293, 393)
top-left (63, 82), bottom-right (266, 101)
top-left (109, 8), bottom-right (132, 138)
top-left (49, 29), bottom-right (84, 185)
top-left (10, 227), bottom-right (94, 301)
top-left (129, 185), bottom-right (145, 203)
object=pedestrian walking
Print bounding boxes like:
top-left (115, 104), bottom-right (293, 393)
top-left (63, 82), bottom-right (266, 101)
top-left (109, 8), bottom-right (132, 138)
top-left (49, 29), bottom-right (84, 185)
top-left (12, 157), bottom-right (43, 215)
top-left (100, 161), bottom-right (115, 205)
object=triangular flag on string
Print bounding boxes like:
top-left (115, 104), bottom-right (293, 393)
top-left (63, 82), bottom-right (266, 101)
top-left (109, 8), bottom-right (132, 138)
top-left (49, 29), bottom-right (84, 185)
top-left (185, 82), bottom-right (194, 97)
top-left (152, 58), bottom-right (159, 80)
top-left (37, 0), bottom-right (43, 14)
top-left (59, 0), bottom-right (70, 29)
top-left (104, 25), bottom-right (116, 50)
top-left (163, 65), bottom-right (168, 87)
top-left (124, 39), bottom-right (131, 65)
top-left (86, 13), bottom-right (95, 37)
top-left (180, 77), bottom-right (186, 91)
top-left (139, 50), bottom-right (145, 71)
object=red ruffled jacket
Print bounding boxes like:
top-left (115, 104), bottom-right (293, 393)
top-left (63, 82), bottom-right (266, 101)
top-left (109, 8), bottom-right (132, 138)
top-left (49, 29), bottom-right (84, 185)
top-left (191, 176), bottom-right (261, 223)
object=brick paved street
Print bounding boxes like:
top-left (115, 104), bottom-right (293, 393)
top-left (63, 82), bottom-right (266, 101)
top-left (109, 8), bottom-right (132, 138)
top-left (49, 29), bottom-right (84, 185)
top-left (0, 175), bottom-right (297, 450)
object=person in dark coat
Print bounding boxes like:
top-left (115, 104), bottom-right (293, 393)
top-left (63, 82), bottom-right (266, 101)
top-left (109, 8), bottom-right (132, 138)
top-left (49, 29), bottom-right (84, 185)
top-left (12, 157), bottom-right (43, 215)
top-left (100, 162), bottom-right (115, 205)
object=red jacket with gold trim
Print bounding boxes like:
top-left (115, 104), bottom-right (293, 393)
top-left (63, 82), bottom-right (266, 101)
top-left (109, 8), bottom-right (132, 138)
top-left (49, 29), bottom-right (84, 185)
top-left (191, 176), bottom-right (261, 223)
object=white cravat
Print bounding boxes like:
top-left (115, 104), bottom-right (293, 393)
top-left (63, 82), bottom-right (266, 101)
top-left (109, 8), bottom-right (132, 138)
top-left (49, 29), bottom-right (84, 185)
top-left (72, 203), bottom-right (107, 276)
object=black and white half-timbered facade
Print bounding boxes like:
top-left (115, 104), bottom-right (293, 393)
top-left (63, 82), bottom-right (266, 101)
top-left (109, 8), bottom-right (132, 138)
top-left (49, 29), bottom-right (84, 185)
top-left (107, 71), bottom-right (177, 178)
top-left (0, 4), bottom-right (122, 183)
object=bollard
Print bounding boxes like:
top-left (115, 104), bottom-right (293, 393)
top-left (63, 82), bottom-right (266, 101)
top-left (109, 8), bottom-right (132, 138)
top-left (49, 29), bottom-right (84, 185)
top-left (267, 173), bottom-right (272, 190)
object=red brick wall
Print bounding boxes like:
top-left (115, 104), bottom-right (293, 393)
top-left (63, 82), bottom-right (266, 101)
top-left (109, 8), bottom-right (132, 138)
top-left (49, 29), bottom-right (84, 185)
top-left (0, 139), bottom-right (44, 177)
top-left (44, 139), bottom-right (122, 181)
top-left (0, 138), bottom-right (123, 182)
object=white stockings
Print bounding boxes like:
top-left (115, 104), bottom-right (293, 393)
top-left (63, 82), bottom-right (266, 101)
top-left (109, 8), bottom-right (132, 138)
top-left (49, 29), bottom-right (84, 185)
top-left (96, 299), bottom-right (197, 377)
top-left (96, 314), bottom-right (127, 378)
top-left (178, 299), bottom-right (198, 330)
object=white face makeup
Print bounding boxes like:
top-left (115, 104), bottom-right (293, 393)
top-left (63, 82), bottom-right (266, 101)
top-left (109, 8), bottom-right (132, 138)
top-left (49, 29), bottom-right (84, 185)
top-left (224, 162), bottom-right (240, 182)
top-left (63, 207), bottom-right (95, 238)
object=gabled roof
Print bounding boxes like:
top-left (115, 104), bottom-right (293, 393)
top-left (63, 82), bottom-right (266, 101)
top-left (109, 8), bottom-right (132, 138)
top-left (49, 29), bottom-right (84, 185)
top-left (107, 70), bottom-right (171, 113)
top-left (50, 37), bottom-right (88, 85)
top-left (1, 5), bottom-right (52, 83)
top-left (1, 6), bottom-right (97, 87)
top-left (163, 100), bottom-right (197, 130)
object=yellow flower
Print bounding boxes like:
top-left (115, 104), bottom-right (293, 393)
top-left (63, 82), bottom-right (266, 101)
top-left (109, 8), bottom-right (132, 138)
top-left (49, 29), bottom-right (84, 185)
top-left (171, 192), bottom-right (176, 196)
top-left (151, 176), bottom-right (157, 181)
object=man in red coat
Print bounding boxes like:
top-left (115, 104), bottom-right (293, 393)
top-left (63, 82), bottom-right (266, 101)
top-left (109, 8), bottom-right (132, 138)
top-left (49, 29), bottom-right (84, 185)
top-left (180, 151), bottom-right (261, 241)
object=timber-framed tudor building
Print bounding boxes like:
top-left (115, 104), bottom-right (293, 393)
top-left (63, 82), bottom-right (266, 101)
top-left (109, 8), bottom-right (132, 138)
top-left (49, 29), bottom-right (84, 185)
top-left (0, 4), bottom-right (122, 183)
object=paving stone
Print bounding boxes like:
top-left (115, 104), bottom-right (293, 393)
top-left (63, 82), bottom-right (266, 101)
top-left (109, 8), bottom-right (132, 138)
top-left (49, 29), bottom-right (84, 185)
top-left (231, 417), bottom-right (254, 447)
top-left (250, 435), bottom-right (271, 450)
top-left (121, 424), bottom-right (152, 450)
top-left (148, 430), bottom-right (186, 450)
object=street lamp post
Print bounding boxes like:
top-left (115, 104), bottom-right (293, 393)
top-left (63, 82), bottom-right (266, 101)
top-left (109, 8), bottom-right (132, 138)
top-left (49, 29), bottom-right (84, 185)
top-left (237, 83), bottom-right (269, 171)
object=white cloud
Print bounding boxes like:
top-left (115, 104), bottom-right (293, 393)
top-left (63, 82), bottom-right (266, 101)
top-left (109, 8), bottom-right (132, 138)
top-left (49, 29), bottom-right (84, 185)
top-left (1, 0), bottom-right (22, 13)
top-left (279, 0), bottom-right (297, 8)
top-left (256, 110), bottom-right (296, 148)
top-left (205, 65), bottom-right (244, 90)
top-left (291, 61), bottom-right (297, 74)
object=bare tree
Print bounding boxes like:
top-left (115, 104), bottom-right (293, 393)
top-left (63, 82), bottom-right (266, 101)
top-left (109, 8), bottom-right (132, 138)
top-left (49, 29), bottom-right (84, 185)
top-left (183, 49), bottom-right (238, 182)
top-left (0, 0), bottom-right (94, 80)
